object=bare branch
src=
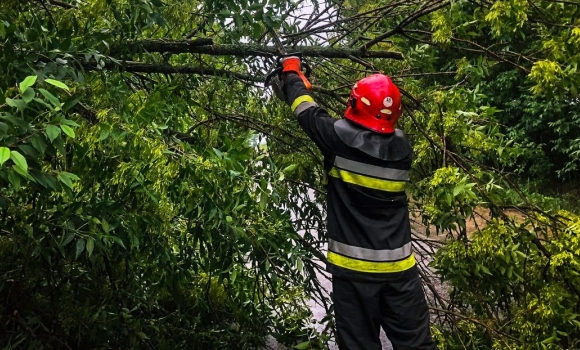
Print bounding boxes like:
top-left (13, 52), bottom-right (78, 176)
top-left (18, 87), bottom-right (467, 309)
top-left (47, 0), bottom-right (75, 9)
top-left (360, 0), bottom-right (451, 51)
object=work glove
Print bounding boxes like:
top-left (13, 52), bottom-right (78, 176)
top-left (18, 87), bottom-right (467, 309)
top-left (268, 57), bottom-right (305, 104)
top-left (281, 56), bottom-right (312, 90)
top-left (265, 55), bottom-right (312, 104)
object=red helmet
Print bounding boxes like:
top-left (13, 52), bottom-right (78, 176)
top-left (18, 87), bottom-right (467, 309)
top-left (344, 74), bottom-right (402, 134)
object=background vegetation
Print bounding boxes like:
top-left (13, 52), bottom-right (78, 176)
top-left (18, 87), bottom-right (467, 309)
top-left (1, 0), bottom-right (579, 349)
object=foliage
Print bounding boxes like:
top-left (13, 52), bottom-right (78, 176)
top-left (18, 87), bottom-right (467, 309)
top-left (1, 0), bottom-right (580, 349)
top-left (1, 74), bottom-right (317, 348)
top-left (433, 212), bottom-right (580, 349)
top-left (0, 1), bottom-right (322, 348)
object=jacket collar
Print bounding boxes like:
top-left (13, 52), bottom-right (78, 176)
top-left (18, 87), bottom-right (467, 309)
top-left (334, 119), bottom-right (412, 161)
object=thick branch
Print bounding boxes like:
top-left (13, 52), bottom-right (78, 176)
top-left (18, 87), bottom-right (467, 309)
top-left (129, 39), bottom-right (404, 60)
top-left (86, 61), bottom-right (263, 82)
top-left (82, 61), bottom-right (345, 101)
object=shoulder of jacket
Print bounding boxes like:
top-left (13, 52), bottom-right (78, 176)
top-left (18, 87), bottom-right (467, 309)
top-left (333, 119), bottom-right (412, 161)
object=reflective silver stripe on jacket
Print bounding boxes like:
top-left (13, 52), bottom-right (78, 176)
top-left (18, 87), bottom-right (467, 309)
top-left (329, 239), bottom-right (412, 262)
top-left (334, 156), bottom-right (410, 181)
top-left (294, 102), bottom-right (318, 116)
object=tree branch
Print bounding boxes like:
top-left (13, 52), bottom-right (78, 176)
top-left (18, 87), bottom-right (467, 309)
top-left (85, 61), bottom-right (264, 82)
top-left (360, 0), bottom-right (450, 51)
top-left (125, 39), bottom-right (404, 60)
top-left (82, 61), bottom-right (389, 102)
top-left (47, 0), bottom-right (75, 8)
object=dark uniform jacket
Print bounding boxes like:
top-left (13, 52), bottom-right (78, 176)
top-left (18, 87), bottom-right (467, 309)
top-left (285, 74), bottom-right (417, 282)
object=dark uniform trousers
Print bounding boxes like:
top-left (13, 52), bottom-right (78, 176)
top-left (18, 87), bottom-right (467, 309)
top-left (332, 267), bottom-right (435, 350)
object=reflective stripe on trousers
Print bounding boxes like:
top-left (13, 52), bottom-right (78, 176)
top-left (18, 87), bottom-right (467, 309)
top-left (328, 240), bottom-right (416, 273)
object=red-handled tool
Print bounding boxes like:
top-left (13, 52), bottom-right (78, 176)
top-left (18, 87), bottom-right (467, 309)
top-left (264, 26), bottom-right (312, 92)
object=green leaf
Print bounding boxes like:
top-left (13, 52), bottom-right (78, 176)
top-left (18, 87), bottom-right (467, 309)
top-left (294, 341), bottom-right (311, 349)
top-left (234, 13), bottom-right (243, 29)
top-left (75, 238), bottom-right (85, 259)
top-left (101, 219), bottom-right (110, 233)
top-left (110, 236), bottom-right (126, 249)
top-left (31, 135), bottom-right (47, 155)
top-left (7, 170), bottom-right (21, 189)
top-left (60, 119), bottom-right (80, 127)
top-left (253, 22), bottom-right (263, 37)
top-left (46, 124), bottom-right (61, 142)
top-left (136, 331), bottom-right (149, 340)
top-left (98, 129), bottom-right (110, 141)
top-left (22, 88), bottom-right (35, 103)
top-left (60, 125), bottom-right (75, 138)
top-left (12, 162), bottom-right (30, 178)
top-left (18, 144), bottom-right (39, 158)
top-left (39, 88), bottom-right (61, 108)
top-left (62, 231), bottom-right (75, 246)
top-left (57, 171), bottom-right (79, 189)
top-left (60, 171), bottom-right (80, 181)
top-left (248, 2), bottom-right (263, 11)
top-left (480, 265), bottom-right (492, 275)
top-left (0, 112), bottom-right (28, 129)
top-left (33, 173), bottom-right (60, 190)
top-left (231, 269), bottom-right (237, 284)
top-left (45, 78), bottom-right (70, 91)
top-left (0, 147), bottom-right (9, 166)
top-left (86, 237), bottom-right (94, 257)
top-left (19, 75), bottom-right (37, 93)
top-left (263, 13), bottom-right (275, 27)
top-left (213, 147), bottom-right (224, 158)
top-left (282, 164), bottom-right (297, 174)
top-left (10, 150), bottom-right (28, 173)
top-left (58, 173), bottom-right (72, 189)
top-left (130, 234), bottom-right (139, 249)
top-left (32, 97), bottom-right (52, 109)
top-left (6, 98), bottom-right (27, 111)
top-left (259, 190), bottom-right (268, 210)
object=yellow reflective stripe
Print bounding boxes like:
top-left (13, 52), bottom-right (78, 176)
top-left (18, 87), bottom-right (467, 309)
top-left (329, 167), bottom-right (407, 192)
top-left (334, 156), bottom-right (409, 181)
top-left (291, 95), bottom-right (315, 112)
top-left (328, 251), bottom-right (416, 273)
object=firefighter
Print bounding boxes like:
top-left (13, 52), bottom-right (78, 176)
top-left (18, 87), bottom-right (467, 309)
top-left (273, 56), bottom-right (436, 350)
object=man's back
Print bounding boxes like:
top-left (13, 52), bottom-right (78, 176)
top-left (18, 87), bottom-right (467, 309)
top-left (281, 69), bottom-right (435, 350)
top-left (294, 110), bottom-right (417, 282)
